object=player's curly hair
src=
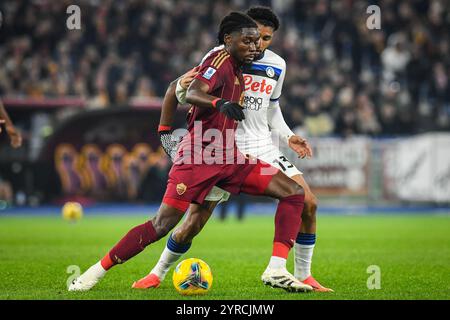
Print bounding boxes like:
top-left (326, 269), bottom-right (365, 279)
top-left (246, 6), bottom-right (280, 31)
top-left (217, 12), bottom-right (258, 44)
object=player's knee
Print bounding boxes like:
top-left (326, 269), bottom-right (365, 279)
top-left (277, 179), bottom-right (305, 199)
top-left (288, 182), bottom-right (305, 198)
top-left (280, 185), bottom-right (306, 212)
top-left (303, 196), bottom-right (318, 220)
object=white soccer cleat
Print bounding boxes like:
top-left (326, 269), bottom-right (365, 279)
top-left (68, 262), bottom-right (106, 292)
top-left (261, 268), bottom-right (313, 293)
top-left (68, 277), bottom-right (100, 292)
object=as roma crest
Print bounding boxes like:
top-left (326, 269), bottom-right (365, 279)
top-left (176, 183), bottom-right (187, 195)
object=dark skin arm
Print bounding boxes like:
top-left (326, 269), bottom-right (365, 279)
top-left (159, 67), bottom-right (199, 127)
top-left (159, 79), bottom-right (179, 127)
top-left (185, 79), bottom-right (217, 109)
top-left (186, 78), bottom-right (245, 121)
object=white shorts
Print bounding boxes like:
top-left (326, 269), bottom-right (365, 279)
top-left (256, 146), bottom-right (303, 179)
top-left (204, 146), bottom-right (302, 203)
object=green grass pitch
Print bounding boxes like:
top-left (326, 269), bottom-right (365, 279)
top-left (0, 213), bottom-right (449, 300)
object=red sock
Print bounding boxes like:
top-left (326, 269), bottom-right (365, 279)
top-left (273, 194), bottom-right (304, 259)
top-left (272, 242), bottom-right (290, 259)
top-left (101, 221), bottom-right (158, 270)
top-left (100, 253), bottom-right (114, 270)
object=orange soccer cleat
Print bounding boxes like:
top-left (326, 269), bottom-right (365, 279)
top-left (132, 273), bottom-right (161, 289)
top-left (302, 275), bottom-right (334, 292)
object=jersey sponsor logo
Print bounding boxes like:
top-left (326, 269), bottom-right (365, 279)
top-left (266, 67), bottom-right (275, 78)
top-left (243, 95), bottom-right (263, 111)
top-left (202, 67), bottom-right (217, 80)
top-left (176, 183), bottom-right (187, 195)
top-left (243, 75), bottom-right (273, 95)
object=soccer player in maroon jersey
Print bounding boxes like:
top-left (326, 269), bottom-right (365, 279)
top-left (140, 7), bottom-right (331, 293)
top-left (144, 6), bottom-right (333, 292)
top-left (69, 12), bottom-right (312, 293)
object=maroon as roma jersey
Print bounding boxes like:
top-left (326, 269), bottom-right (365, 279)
top-left (176, 49), bottom-right (245, 164)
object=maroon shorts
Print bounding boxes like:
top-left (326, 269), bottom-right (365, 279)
top-left (164, 160), bottom-right (278, 206)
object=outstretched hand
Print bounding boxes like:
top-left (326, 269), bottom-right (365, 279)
top-left (288, 136), bottom-right (313, 159)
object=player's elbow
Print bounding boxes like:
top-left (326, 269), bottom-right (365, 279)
top-left (165, 80), bottom-right (178, 96)
top-left (185, 88), bottom-right (198, 105)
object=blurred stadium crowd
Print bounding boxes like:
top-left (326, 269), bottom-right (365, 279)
top-left (0, 0), bottom-right (449, 138)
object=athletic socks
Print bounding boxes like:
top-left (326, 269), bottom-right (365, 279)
top-left (266, 194), bottom-right (304, 271)
top-left (273, 194), bottom-right (304, 250)
top-left (267, 256), bottom-right (287, 270)
top-left (150, 233), bottom-right (192, 280)
top-left (294, 233), bottom-right (316, 280)
top-left (82, 226), bottom-right (189, 285)
top-left (99, 220), bottom-right (158, 271)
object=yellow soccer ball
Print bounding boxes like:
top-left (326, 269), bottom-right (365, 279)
top-left (172, 258), bottom-right (213, 296)
top-left (62, 202), bottom-right (83, 221)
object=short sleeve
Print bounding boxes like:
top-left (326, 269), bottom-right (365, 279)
top-left (195, 50), bottom-right (230, 93)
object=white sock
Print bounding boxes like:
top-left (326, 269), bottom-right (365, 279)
top-left (80, 261), bottom-right (106, 282)
top-left (150, 247), bottom-right (183, 281)
top-left (294, 243), bottom-right (315, 280)
top-left (266, 256), bottom-right (287, 271)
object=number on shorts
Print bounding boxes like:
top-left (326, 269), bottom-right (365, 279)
top-left (273, 156), bottom-right (293, 172)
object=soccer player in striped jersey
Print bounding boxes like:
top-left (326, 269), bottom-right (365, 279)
top-left (134, 7), bottom-right (332, 292)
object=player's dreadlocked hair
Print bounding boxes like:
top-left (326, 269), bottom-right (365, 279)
top-left (217, 12), bottom-right (258, 44)
top-left (246, 6), bottom-right (280, 31)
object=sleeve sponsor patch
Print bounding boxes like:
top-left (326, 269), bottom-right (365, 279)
top-left (202, 67), bottom-right (217, 80)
